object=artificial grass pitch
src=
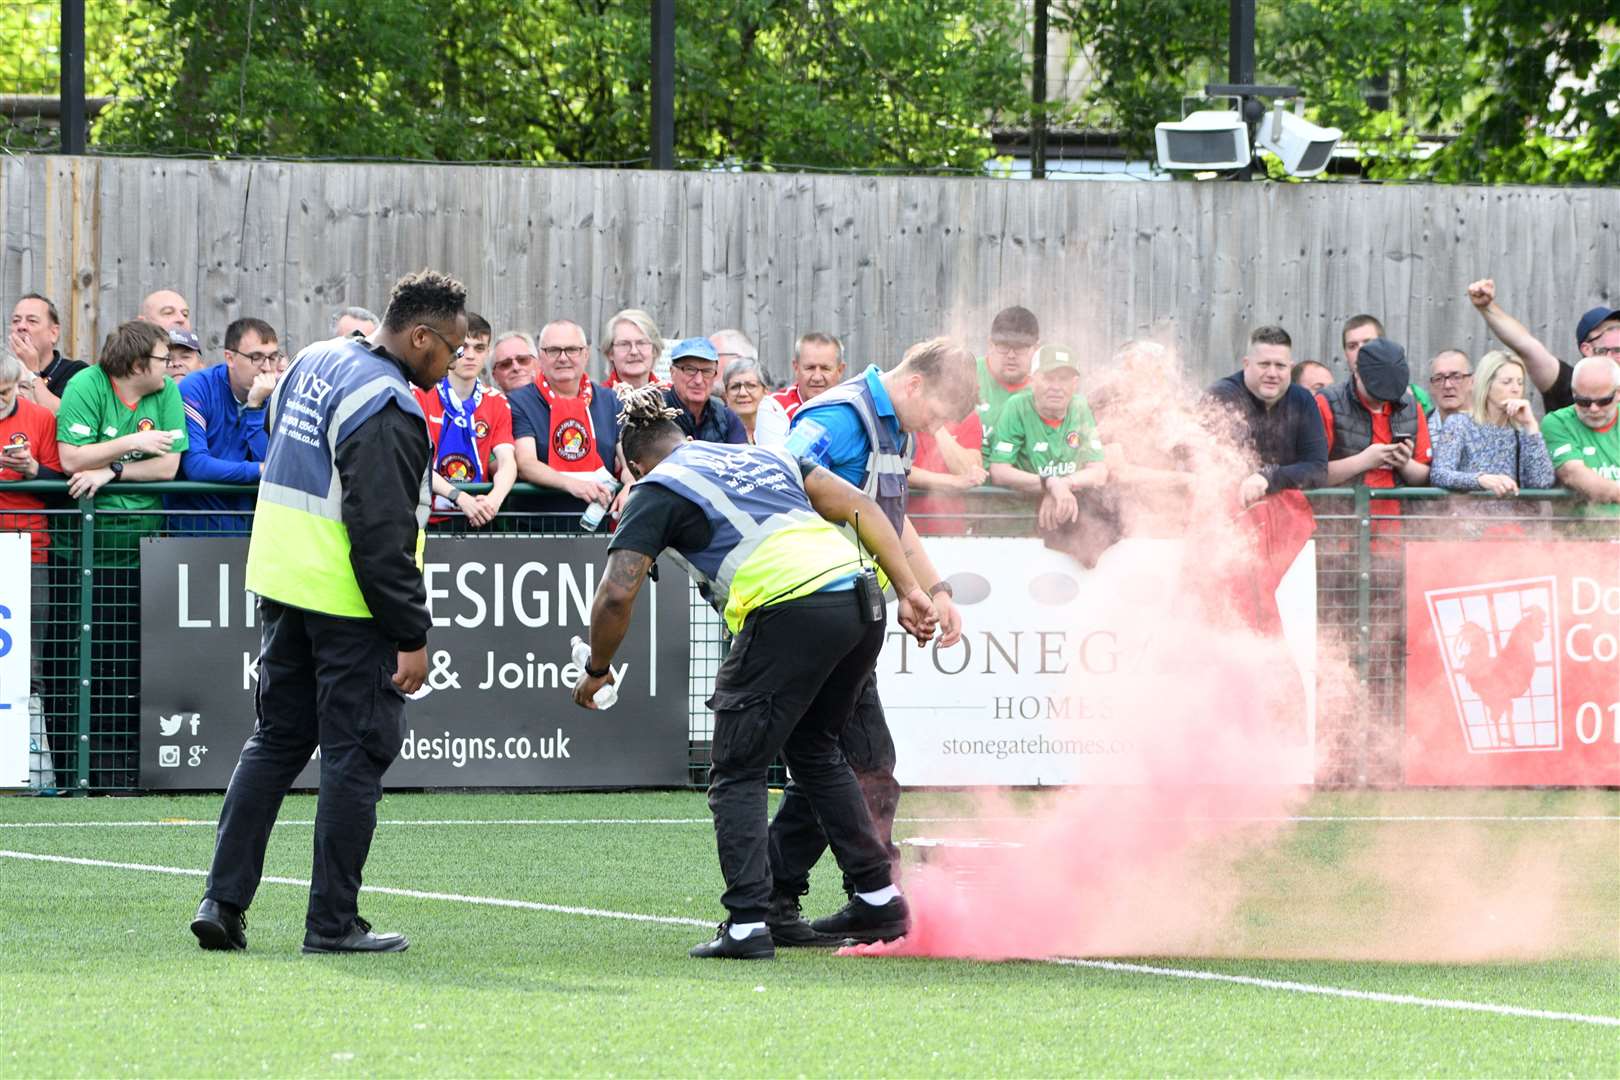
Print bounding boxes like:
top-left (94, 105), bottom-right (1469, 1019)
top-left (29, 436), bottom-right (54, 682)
top-left (0, 789), bottom-right (1615, 1078)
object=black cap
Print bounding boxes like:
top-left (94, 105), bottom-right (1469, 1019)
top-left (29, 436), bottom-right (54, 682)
top-left (1355, 337), bottom-right (1410, 403)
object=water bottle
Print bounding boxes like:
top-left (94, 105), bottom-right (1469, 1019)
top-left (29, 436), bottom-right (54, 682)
top-left (570, 636), bottom-right (618, 709)
top-left (580, 468), bottom-right (623, 532)
top-left (783, 418), bottom-right (831, 462)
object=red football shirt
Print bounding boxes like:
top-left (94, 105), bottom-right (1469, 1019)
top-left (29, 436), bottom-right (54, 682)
top-left (416, 386), bottom-right (515, 518)
top-left (0, 397), bottom-right (64, 562)
top-left (773, 385), bottom-right (806, 419)
top-left (909, 412), bottom-right (985, 537)
top-left (1317, 389), bottom-right (1433, 530)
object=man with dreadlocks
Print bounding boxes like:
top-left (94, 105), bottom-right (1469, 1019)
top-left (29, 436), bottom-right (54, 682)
top-left (574, 384), bottom-right (939, 959)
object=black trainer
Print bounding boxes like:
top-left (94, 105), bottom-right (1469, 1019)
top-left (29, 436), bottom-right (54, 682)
top-left (809, 893), bottom-right (910, 944)
top-left (766, 894), bottom-right (838, 948)
top-left (689, 922), bottom-right (775, 959)
top-left (191, 898), bottom-right (247, 951)
top-left (301, 916), bottom-right (408, 955)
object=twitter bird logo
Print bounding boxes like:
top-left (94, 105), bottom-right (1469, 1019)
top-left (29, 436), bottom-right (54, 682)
top-left (159, 714), bottom-right (182, 737)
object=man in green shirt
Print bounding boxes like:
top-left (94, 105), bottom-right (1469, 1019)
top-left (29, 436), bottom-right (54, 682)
top-left (56, 319), bottom-right (188, 789)
top-left (977, 305), bottom-right (1040, 467)
top-left (986, 344), bottom-right (1110, 559)
top-left (1541, 356), bottom-right (1620, 518)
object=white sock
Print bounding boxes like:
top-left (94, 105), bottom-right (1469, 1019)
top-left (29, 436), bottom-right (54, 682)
top-left (856, 885), bottom-right (899, 906)
top-left (728, 921), bottom-right (765, 939)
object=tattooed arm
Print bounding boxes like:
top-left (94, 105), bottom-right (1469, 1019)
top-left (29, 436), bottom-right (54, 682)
top-left (574, 549), bottom-right (651, 708)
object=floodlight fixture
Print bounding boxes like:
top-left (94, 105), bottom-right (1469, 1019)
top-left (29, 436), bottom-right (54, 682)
top-left (1154, 110), bottom-right (1251, 172)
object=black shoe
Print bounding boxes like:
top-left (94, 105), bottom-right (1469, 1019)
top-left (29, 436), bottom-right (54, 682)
top-left (301, 916), bottom-right (408, 955)
top-left (191, 898), bottom-right (247, 951)
top-left (767, 894), bottom-right (838, 948)
top-left (689, 922), bottom-right (775, 959)
top-left (810, 894), bottom-right (910, 944)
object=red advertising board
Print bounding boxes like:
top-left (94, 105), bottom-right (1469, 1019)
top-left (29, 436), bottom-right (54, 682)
top-left (1405, 541), bottom-right (1620, 786)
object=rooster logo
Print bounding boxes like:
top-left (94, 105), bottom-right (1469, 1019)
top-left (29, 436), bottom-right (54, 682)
top-left (1452, 605), bottom-right (1547, 746)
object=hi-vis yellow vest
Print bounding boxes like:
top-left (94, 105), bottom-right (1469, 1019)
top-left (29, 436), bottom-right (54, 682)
top-left (245, 338), bottom-right (430, 617)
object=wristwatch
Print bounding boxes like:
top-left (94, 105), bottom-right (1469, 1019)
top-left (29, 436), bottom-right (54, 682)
top-left (107, 460), bottom-right (124, 481)
top-left (927, 580), bottom-right (954, 600)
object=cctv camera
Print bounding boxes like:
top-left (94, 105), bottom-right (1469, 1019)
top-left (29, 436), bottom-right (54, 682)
top-left (1154, 110), bottom-right (1251, 172)
top-left (1256, 107), bottom-right (1341, 178)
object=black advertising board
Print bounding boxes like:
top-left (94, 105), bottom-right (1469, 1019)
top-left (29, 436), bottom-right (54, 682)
top-left (139, 537), bottom-right (691, 789)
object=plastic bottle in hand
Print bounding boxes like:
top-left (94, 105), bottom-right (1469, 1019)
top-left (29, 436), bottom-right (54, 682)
top-left (569, 636), bottom-right (618, 709)
top-left (580, 468), bottom-right (623, 532)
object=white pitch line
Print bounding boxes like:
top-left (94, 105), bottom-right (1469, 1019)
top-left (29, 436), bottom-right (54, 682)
top-left (1053, 958), bottom-right (1620, 1028)
top-left (0, 814), bottom-right (1614, 830)
top-left (0, 849), bottom-right (712, 928)
top-left (4, 848), bottom-right (1616, 1029)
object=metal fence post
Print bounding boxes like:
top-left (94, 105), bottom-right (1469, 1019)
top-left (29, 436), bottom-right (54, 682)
top-left (1353, 484), bottom-right (1371, 785)
top-left (73, 497), bottom-right (94, 793)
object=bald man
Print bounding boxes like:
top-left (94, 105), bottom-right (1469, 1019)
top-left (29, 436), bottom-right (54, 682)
top-left (140, 290), bottom-right (191, 331)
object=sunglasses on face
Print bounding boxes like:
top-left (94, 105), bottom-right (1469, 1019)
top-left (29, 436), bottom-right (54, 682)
top-left (1572, 393), bottom-right (1617, 408)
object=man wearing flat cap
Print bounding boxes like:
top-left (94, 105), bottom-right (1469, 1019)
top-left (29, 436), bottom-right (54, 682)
top-left (1316, 336), bottom-right (1432, 498)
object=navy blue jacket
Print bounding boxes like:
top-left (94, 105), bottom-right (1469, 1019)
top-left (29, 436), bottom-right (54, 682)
top-left (1205, 371), bottom-right (1329, 492)
top-left (169, 363), bottom-right (268, 534)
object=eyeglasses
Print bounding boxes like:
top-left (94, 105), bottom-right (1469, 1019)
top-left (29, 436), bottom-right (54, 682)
top-left (229, 348), bottom-right (283, 368)
top-left (1573, 393), bottom-right (1617, 408)
top-left (1590, 345), bottom-right (1620, 358)
top-left (147, 353), bottom-right (172, 364)
top-left (727, 380), bottom-right (764, 394)
top-left (541, 345), bottom-right (588, 360)
top-left (418, 324), bottom-right (465, 361)
top-left (1429, 372), bottom-right (1472, 385)
top-left (611, 339), bottom-right (655, 354)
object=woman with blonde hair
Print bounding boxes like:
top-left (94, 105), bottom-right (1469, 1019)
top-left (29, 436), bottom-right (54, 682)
top-left (600, 308), bottom-right (664, 389)
top-left (1431, 349), bottom-right (1554, 498)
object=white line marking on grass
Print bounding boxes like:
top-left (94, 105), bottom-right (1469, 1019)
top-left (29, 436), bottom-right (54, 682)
top-left (6, 848), bottom-right (1616, 1027)
top-left (1, 814), bottom-right (1614, 830)
top-left (1053, 958), bottom-right (1620, 1028)
top-left (0, 850), bottom-right (713, 928)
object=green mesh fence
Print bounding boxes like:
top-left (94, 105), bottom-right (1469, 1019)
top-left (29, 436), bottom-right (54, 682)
top-left (10, 480), bottom-right (1613, 794)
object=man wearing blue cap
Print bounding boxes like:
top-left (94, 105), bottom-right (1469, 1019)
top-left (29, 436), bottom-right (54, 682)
top-left (662, 337), bottom-right (747, 444)
top-left (1467, 278), bottom-right (1620, 413)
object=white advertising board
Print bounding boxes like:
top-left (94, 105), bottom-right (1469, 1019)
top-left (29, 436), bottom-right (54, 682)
top-left (0, 533), bottom-right (34, 787)
top-left (878, 537), bottom-right (1316, 786)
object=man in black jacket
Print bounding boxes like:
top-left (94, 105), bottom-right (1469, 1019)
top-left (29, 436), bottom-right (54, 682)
top-left (1206, 325), bottom-right (1329, 504)
top-left (190, 270), bottom-right (466, 955)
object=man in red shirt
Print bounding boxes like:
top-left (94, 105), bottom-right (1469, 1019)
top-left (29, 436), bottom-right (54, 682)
top-left (415, 328), bottom-right (516, 528)
top-left (908, 413), bottom-right (986, 536)
top-left (773, 332), bottom-right (845, 419)
top-left (0, 351), bottom-right (64, 562)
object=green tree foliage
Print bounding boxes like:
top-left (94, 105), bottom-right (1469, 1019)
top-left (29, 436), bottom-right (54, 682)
top-left (87, 0), bottom-right (1026, 172)
top-left (1052, 0), bottom-right (1620, 183)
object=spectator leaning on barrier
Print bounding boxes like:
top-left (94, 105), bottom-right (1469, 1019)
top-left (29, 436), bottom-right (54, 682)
top-left (1317, 336), bottom-right (1431, 492)
top-left (712, 329), bottom-right (790, 444)
top-left (602, 308), bottom-right (665, 390)
top-left (1465, 278), bottom-right (1619, 414)
top-left (722, 356), bottom-right (789, 446)
top-left (462, 311), bottom-right (492, 379)
top-left (416, 316), bottom-right (516, 530)
top-left (1430, 350), bottom-right (1555, 499)
top-left (0, 350), bottom-right (66, 562)
top-left (1426, 349), bottom-right (1474, 429)
top-left (510, 319), bottom-right (627, 521)
top-left (139, 289), bottom-right (191, 331)
top-left (489, 331), bottom-right (538, 393)
top-left (771, 337), bottom-right (976, 942)
top-left (170, 317), bottom-right (280, 536)
top-left (975, 306), bottom-right (1041, 467)
top-left (663, 338), bottom-right (748, 444)
top-left (332, 305), bottom-right (379, 339)
top-left (987, 344), bottom-right (1111, 563)
top-left (10, 293), bottom-right (88, 415)
top-left (1291, 360), bottom-right (1333, 393)
top-left (1207, 326), bottom-right (1329, 507)
top-left (1540, 356), bottom-right (1620, 517)
top-left (773, 332), bottom-right (846, 420)
top-left (163, 327), bottom-right (207, 379)
top-left (906, 405), bottom-right (986, 539)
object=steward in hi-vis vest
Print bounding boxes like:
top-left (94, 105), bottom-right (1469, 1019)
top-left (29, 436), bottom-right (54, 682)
top-left (772, 338), bottom-right (978, 922)
top-left (193, 270), bottom-right (468, 959)
top-left (574, 385), bottom-right (940, 960)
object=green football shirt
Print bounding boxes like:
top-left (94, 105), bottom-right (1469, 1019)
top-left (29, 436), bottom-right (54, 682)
top-left (1541, 406), bottom-right (1620, 517)
top-left (976, 357), bottom-right (1032, 467)
top-left (57, 367), bottom-right (189, 559)
top-left (985, 388), bottom-right (1105, 479)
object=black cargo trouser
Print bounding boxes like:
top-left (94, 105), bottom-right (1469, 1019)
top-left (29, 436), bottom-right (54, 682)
top-left (706, 591), bottom-right (893, 924)
top-left (768, 673), bottom-right (900, 900)
top-left (205, 598), bottom-right (406, 937)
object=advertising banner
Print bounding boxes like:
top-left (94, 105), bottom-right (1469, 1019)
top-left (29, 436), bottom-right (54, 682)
top-left (140, 537), bottom-right (690, 789)
top-left (878, 537), bottom-right (1317, 786)
top-left (1405, 541), bottom-right (1620, 786)
top-left (0, 534), bottom-right (32, 787)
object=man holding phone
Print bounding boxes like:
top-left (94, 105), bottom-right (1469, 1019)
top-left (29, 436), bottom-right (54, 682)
top-left (1317, 336), bottom-right (1433, 495)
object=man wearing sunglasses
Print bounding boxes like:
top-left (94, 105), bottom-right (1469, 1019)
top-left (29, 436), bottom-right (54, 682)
top-left (169, 317), bottom-right (283, 536)
top-left (1541, 356), bottom-right (1620, 518)
top-left (193, 270), bottom-right (466, 957)
top-left (1466, 278), bottom-right (1620, 413)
